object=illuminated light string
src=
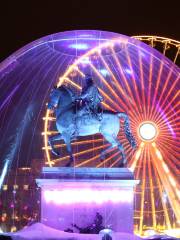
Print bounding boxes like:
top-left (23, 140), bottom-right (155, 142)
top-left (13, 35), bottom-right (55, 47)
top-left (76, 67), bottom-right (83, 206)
top-left (139, 144), bottom-right (147, 235)
top-left (124, 48), bottom-right (144, 116)
top-left (151, 143), bottom-right (180, 220)
top-left (153, 164), bottom-right (172, 229)
top-left (132, 35), bottom-right (180, 64)
top-left (147, 144), bottom-right (156, 229)
top-left (138, 50), bottom-right (147, 120)
top-left (157, 142), bottom-right (179, 174)
top-left (44, 189), bottom-right (133, 204)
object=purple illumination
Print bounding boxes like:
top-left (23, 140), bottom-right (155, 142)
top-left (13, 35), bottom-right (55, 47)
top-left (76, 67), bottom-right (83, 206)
top-left (69, 43), bottom-right (89, 50)
top-left (44, 189), bottom-right (133, 204)
top-left (0, 30), bottom-right (179, 233)
top-left (158, 106), bottom-right (176, 137)
top-left (124, 68), bottom-right (133, 75)
top-left (79, 57), bottom-right (91, 64)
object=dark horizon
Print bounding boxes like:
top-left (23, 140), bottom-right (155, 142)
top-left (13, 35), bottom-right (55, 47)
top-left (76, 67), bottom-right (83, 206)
top-left (0, 0), bottom-right (180, 62)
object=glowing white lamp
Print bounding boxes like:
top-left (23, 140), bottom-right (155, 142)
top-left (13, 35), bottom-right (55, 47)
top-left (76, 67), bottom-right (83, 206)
top-left (139, 122), bottom-right (157, 141)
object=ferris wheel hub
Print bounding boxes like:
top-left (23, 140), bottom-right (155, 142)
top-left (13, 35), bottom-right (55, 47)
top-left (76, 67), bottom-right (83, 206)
top-left (138, 121), bottom-right (158, 141)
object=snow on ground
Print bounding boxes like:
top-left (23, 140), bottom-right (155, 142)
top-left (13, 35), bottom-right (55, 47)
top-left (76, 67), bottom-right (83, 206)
top-left (2, 223), bottom-right (143, 240)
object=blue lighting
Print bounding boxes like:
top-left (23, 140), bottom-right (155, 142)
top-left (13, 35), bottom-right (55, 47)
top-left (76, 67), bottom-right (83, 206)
top-left (100, 69), bottom-right (109, 77)
top-left (69, 43), bottom-right (89, 50)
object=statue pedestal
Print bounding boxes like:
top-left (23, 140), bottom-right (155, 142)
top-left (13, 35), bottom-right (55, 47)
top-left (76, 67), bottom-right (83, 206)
top-left (36, 167), bottom-right (139, 234)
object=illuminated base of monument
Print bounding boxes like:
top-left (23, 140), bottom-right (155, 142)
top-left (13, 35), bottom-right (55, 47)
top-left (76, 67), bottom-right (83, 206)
top-left (36, 167), bottom-right (139, 234)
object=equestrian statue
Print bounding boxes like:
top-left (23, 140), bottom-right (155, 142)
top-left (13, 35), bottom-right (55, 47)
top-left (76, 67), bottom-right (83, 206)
top-left (47, 75), bottom-right (136, 167)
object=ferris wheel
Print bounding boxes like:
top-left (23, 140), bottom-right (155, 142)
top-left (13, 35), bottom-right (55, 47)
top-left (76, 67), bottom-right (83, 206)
top-left (132, 35), bottom-right (180, 234)
top-left (43, 34), bottom-right (179, 235)
top-left (133, 35), bottom-right (180, 66)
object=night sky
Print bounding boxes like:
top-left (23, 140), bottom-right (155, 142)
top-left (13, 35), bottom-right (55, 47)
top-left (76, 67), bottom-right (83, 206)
top-left (0, 0), bottom-right (180, 62)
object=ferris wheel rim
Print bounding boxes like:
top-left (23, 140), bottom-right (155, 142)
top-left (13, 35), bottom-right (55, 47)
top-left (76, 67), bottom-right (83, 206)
top-left (132, 35), bottom-right (180, 46)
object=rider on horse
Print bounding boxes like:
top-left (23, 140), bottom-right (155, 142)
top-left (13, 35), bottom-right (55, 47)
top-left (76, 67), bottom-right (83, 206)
top-left (78, 75), bottom-right (103, 120)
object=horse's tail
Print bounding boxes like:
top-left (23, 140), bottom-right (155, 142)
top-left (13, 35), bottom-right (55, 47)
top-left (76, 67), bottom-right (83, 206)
top-left (117, 112), bottom-right (136, 148)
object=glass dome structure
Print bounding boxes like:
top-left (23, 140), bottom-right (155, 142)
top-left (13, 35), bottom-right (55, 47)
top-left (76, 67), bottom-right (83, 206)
top-left (0, 30), bottom-right (179, 234)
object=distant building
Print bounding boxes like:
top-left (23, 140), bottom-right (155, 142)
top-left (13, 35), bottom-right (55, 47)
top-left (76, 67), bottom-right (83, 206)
top-left (0, 159), bottom-right (43, 232)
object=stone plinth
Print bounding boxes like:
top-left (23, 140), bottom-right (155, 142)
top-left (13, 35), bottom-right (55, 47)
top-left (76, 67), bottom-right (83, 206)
top-left (36, 167), bottom-right (139, 234)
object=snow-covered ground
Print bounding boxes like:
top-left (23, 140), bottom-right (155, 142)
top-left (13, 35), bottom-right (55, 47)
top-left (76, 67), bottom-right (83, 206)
top-left (1, 223), bottom-right (177, 240)
top-left (1, 223), bottom-right (142, 240)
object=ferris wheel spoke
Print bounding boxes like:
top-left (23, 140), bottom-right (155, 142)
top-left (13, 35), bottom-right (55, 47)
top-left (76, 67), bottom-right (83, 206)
top-left (137, 50), bottom-right (148, 120)
top-left (44, 137), bottom-right (104, 150)
top-left (109, 46), bottom-right (143, 119)
top-left (149, 61), bottom-right (164, 120)
top-left (128, 143), bottom-right (143, 170)
top-left (96, 150), bottom-right (119, 168)
top-left (162, 109), bottom-right (180, 123)
top-left (98, 51), bottom-right (141, 120)
top-left (153, 165), bottom-right (172, 229)
top-left (153, 103), bottom-right (179, 128)
top-left (53, 143), bottom-right (110, 163)
top-left (156, 142), bottom-right (180, 174)
top-left (155, 75), bottom-right (179, 121)
top-left (88, 61), bottom-right (126, 111)
top-left (163, 41), bottom-right (169, 56)
top-left (139, 146), bottom-right (147, 235)
top-left (155, 114), bottom-right (179, 129)
top-left (158, 136), bottom-right (180, 150)
top-left (99, 89), bottom-right (120, 111)
top-left (154, 102), bottom-right (179, 128)
top-left (111, 47), bottom-right (146, 117)
top-left (147, 144), bottom-right (157, 228)
top-left (76, 152), bottom-right (103, 167)
top-left (173, 47), bottom-right (180, 64)
top-left (134, 146), bottom-right (145, 182)
top-left (125, 50), bottom-right (143, 121)
top-left (146, 53), bottom-right (154, 119)
top-left (150, 145), bottom-right (180, 221)
top-left (156, 66), bottom-right (174, 106)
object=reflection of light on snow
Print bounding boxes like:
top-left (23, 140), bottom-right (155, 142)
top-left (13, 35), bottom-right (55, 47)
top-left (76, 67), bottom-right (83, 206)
top-left (69, 43), bottom-right (89, 50)
top-left (0, 227), bottom-right (3, 233)
top-left (99, 69), bottom-right (109, 77)
top-left (164, 228), bottom-right (180, 238)
top-left (44, 189), bottom-right (133, 204)
top-left (99, 228), bottom-right (113, 237)
top-left (144, 229), bottom-right (157, 237)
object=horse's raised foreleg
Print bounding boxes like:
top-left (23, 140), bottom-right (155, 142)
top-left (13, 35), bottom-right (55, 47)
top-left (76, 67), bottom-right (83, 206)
top-left (101, 134), bottom-right (127, 167)
top-left (63, 133), bottom-right (74, 167)
top-left (48, 133), bottom-right (63, 156)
